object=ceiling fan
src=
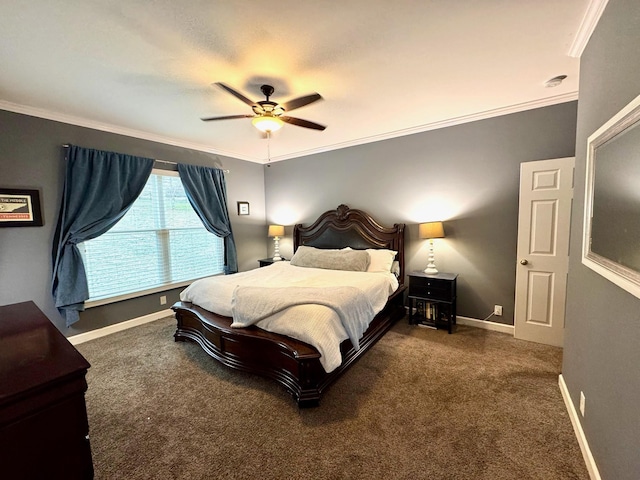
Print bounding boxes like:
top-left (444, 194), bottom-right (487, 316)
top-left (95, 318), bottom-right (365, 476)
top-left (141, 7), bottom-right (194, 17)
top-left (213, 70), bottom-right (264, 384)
top-left (202, 83), bottom-right (326, 133)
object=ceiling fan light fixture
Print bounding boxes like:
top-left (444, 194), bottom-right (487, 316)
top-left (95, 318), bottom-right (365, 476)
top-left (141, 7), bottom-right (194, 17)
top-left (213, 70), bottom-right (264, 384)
top-left (252, 115), bottom-right (284, 133)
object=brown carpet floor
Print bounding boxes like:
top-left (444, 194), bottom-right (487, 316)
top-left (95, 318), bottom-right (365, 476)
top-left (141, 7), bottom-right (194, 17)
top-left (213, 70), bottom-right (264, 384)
top-left (77, 317), bottom-right (588, 480)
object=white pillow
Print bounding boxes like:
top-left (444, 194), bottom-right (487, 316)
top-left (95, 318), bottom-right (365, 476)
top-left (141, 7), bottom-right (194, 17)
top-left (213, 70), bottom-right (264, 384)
top-left (366, 249), bottom-right (397, 273)
top-left (391, 260), bottom-right (400, 277)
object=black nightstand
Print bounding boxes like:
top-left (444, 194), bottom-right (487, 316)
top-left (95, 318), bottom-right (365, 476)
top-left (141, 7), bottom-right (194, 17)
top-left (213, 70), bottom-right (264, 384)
top-left (408, 272), bottom-right (458, 333)
top-left (258, 257), bottom-right (286, 267)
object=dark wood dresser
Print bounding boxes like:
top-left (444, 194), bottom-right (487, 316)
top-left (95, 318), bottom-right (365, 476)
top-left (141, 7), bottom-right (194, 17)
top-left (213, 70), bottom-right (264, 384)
top-left (0, 301), bottom-right (93, 479)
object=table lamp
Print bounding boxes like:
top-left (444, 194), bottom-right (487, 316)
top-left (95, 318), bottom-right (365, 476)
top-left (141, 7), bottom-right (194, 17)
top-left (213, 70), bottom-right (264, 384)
top-left (268, 225), bottom-right (285, 261)
top-left (419, 221), bottom-right (445, 274)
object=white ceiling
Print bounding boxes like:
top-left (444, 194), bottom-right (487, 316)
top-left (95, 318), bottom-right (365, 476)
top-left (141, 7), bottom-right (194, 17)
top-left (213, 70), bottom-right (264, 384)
top-left (0, 1), bottom-right (595, 164)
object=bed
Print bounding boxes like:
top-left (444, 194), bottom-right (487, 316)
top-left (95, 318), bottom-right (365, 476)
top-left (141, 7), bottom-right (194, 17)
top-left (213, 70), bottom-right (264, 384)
top-left (172, 204), bottom-right (406, 407)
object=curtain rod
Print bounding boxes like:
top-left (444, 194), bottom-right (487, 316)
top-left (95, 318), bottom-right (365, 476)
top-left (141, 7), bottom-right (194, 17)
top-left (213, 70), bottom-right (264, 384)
top-left (154, 159), bottom-right (230, 174)
top-left (62, 145), bottom-right (230, 173)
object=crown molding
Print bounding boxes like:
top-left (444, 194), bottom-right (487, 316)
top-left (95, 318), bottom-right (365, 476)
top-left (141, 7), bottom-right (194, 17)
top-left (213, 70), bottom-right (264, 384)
top-left (269, 91), bottom-right (579, 162)
top-left (1, 92), bottom-right (578, 165)
top-left (0, 100), bottom-right (259, 162)
top-left (568, 0), bottom-right (610, 58)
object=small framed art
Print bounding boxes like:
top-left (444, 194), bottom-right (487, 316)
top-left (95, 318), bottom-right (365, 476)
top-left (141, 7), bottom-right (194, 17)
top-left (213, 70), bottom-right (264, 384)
top-left (237, 201), bottom-right (250, 216)
top-left (0, 188), bottom-right (43, 227)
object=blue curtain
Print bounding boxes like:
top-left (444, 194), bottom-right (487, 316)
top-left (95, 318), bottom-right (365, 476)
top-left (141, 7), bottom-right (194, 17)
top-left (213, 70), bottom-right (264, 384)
top-left (177, 163), bottom-right (238, 274)
top-left (52, 145), bottom-right (154, 326)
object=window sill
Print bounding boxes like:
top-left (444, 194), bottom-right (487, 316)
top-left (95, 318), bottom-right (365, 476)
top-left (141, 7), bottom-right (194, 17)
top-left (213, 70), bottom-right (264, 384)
top-left (84, 274), bottom-right (222, 308)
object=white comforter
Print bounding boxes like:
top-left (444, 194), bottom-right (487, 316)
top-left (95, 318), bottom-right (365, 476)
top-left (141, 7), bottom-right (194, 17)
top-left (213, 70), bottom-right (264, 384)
top-left (179, 261), bottom-right (399, 372)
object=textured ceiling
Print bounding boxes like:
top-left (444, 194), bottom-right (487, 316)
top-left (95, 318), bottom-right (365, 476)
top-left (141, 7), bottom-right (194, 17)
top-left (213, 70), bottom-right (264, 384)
top-left (0, 1), bottom-right (592, 163)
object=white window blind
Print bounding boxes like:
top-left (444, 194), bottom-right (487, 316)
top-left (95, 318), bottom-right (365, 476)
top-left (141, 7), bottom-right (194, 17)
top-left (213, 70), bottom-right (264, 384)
top-left (81, 169), bottom-right (224, 303)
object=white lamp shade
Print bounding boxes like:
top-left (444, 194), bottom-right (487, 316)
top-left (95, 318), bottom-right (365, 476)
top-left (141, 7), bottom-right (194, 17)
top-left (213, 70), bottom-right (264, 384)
top-left (252, 115), bottom-right (284, 133)
top-left (268, 225), bottom-right (285, 237)
top-left (419, 221), bottom-right (445, 239)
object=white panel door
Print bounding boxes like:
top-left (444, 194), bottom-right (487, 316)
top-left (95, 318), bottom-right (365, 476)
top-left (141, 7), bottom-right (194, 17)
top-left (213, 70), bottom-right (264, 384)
top-left (514, 157), bottom-right (574, 347)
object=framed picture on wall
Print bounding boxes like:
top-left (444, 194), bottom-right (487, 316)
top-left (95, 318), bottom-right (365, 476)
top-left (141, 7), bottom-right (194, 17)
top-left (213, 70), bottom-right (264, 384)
top-left (0, 188), bottom-right (43, 227)
top-left (237, 201), bottom-right (250, 216)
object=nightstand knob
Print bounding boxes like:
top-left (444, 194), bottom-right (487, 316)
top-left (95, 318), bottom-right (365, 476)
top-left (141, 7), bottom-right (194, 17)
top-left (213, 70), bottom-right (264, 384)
top-left (520, 259), bottom-right (529, 265)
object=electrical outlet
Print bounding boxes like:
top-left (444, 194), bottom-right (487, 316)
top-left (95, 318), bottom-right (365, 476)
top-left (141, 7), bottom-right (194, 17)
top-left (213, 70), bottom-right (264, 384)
top-left (580, 391), bottom-right (586, 416)
top-left (494, 305), bottom-right (503, 316)
top-left (160, 295), bottom-right (167, 306)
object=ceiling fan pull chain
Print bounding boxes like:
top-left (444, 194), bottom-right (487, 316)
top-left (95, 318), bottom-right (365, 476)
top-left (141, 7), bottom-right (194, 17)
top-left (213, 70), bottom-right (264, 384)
top-left (267, 131), bottom-right (271, 163)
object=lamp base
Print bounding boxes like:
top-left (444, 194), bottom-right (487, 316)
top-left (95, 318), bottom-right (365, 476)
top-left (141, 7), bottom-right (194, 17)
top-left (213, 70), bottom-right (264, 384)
top-left (272, 236), bottom-right (281, 262)
top-left (424, 239), bottom-right (438, 274)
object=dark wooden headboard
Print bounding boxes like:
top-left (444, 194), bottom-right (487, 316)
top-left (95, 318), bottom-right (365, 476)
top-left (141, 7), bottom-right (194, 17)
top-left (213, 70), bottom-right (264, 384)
top-left (293, 204), bottom-right (406, 283)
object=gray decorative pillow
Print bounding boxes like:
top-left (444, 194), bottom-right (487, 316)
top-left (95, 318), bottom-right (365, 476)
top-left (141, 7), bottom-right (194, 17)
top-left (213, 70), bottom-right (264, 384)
top-left (290, 246), bottom-right (370, 272)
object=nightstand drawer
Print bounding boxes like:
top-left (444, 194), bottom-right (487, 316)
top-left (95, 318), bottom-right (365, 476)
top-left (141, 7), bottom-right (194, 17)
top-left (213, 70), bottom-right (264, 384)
top-left (408, 276), bottom-right (455, 301)
top-left (408, 284), bottom-right (452, 301)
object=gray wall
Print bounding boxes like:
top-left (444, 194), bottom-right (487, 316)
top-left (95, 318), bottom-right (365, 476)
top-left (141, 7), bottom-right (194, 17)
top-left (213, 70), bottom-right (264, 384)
top-left (562, 1), bottom-right (640, 478)
top-left (0, 102), bottom-right (578, 335)
top-left (0, 109), bottom-right (267, 335)
top-left (264, 102), bottom-right (577, 323)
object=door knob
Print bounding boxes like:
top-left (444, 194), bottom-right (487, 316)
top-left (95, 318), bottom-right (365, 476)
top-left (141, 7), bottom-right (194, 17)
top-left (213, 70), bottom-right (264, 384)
top-left (520, 259), bottom-right (529, 265)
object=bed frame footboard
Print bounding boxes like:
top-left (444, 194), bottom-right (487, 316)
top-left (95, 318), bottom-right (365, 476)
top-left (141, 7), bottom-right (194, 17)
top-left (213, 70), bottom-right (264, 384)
top-left (173, 286), bottom-right (406, 407)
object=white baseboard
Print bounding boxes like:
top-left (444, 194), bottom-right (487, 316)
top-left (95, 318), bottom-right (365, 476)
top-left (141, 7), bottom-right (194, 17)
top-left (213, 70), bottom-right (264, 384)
top-left (456, 315), bottom-right (515, 334)
top-left (68, 309), bottom-right (173, 346)
top-left (69, 310), bottom-right (511, 345)
top-left (403, 307), bottom-right (515, 335)
top-left (558, 374), bottom-right (602, 480)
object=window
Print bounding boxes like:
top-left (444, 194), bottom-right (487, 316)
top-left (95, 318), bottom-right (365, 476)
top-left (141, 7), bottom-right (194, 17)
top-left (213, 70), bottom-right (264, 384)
top-left (81, 169), bottom-right (224, 305)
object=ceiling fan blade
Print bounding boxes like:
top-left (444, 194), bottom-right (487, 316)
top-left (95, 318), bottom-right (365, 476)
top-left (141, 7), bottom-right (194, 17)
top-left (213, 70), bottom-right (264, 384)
top-left (201, 114), bottom-right (253, 122)
top-left (281, 116), bottom-right (326, 131)
top-left (214, 82), bottom-right (256, 107)
top-left (281, 93), bottom-right (323, 112)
